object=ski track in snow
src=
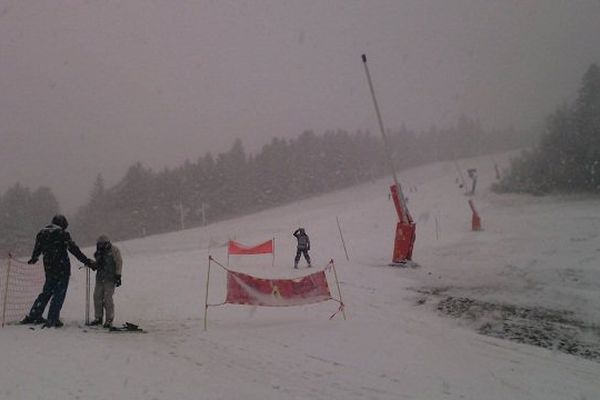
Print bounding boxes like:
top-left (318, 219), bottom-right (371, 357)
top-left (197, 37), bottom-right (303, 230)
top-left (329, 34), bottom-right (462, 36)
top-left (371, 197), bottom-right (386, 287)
top-left (1, 151), bottom-right (600, 400)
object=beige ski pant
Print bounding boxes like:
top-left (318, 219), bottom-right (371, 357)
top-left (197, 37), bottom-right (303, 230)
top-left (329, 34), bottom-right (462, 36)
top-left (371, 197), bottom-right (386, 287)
top-left (93, 280), bottom-right (116, 322)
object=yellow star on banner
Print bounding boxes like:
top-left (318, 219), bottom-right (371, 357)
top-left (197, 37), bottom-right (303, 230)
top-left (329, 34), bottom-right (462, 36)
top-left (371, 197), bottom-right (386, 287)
top-left (271, 284), bottom-right (281, 298)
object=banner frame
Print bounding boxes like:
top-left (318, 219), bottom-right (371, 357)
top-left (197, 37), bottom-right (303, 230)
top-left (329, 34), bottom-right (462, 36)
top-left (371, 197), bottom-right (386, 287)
top-left (203, 257), bottom-right (346, 330)
top-left (330, 259), bottom-right (346, 320)
top-left (203, 255), bottom-right (213, 331)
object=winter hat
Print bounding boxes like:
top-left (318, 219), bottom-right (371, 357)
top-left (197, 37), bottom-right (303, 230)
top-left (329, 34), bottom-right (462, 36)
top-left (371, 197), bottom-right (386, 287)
top-left (96, 235), bottom-right (112, 251)
top-left (97, 235), bottom-right (111, 244)
top-left (51, 214), bottom-right (68, 229)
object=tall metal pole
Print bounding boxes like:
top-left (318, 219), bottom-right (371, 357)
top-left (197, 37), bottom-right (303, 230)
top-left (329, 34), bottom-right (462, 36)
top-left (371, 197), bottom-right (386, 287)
top-left (179, 199), bottom-right (185, 231)
top-left (361, 54), bottom-right (410, 222)
top-left (85, 266), bottom-right (90, 325)
top-left (453, 153), bottom-right (468, 194)
top-left (336, 216), bottom-right (350, 261)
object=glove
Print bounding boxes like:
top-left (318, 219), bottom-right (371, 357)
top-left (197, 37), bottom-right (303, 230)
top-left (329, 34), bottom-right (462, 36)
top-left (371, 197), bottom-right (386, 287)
top-left (27, 258), bottom-right (37, 265)
top-left (114, 274), bottom-right (122, 287)
top-left (85, 259), bottom-right (97, 270)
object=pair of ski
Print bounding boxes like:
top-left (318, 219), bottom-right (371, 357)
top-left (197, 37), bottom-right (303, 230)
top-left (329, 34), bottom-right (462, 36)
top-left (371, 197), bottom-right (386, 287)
top-left (109, 322), bottom-right (145, 333)
top-left (84, 321), bottom-right (145, 333)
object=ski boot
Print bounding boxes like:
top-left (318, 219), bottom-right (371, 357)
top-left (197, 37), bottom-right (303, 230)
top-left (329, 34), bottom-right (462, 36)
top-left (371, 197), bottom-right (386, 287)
top-left (20, 315), bottom-right (47, 325)
top-left (43, 319), bottom-right (64, 328)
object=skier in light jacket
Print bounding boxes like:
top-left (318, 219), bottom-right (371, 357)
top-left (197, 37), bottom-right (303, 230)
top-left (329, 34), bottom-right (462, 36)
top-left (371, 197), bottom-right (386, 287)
top-left (89, 235), bottom-right (122, 328)
top-left (293, 228), bottom-right (312, 269)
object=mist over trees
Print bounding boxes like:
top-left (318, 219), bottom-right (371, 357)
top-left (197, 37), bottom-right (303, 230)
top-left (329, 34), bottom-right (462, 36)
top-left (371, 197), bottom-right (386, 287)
top-left (0, 183), bottom-right (59, 255)
top-left (494, 64), bottom-right (600, 195)
top-left (69, 118), bottom-right (528, 245)
top-left (1, 115), bottom-right (532, 253)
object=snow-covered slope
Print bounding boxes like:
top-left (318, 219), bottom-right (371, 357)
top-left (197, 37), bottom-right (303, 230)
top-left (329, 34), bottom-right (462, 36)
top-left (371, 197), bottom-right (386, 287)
top-left (1, 153), bottom-right (599, 400)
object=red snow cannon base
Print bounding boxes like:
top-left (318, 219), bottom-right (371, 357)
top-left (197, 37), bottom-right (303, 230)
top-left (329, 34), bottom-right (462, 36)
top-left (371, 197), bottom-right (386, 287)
top-left (392, 222), bottom-right (416, 263)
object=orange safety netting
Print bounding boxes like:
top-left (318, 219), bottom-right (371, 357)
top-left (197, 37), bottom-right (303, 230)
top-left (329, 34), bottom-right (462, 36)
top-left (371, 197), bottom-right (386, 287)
top-left (1, 256), bottom-right (44, 326)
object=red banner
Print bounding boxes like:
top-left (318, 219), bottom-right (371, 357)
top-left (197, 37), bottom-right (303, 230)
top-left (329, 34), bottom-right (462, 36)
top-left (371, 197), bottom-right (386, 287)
top-left (225, 270), bottom-right (331, 306)
top-left (228, 239), bottom-right (274, 255)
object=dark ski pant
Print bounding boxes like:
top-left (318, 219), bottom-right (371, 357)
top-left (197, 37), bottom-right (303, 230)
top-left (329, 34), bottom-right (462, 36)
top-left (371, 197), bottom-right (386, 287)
top-left (294, 248), bottom-right (311, 266)
top-left (28, 274), bottom-right (70, 322)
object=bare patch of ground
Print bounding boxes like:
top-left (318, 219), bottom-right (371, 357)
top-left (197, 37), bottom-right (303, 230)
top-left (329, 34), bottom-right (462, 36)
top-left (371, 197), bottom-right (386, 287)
top-left (416, 288), bottom-right (600, 362)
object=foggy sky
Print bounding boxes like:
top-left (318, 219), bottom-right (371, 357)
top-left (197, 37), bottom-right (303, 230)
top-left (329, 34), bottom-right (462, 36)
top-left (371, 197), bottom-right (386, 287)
top-left (1, 0), bottom-right (599, 212)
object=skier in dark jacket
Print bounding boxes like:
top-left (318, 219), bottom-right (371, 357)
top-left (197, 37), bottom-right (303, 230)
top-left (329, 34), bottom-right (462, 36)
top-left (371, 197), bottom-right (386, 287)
top-left (89, 235), bottom-right (122, 329)
top-left (21, 214), bottom-right (95, 328)
top-left (293, 228), bottom-right (312, 269)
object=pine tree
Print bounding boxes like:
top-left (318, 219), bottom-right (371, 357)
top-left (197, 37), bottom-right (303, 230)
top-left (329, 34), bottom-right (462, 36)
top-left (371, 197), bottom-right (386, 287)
top-left (0, 183), bottom-right (60, 255)
top-left (496, 63), bottom-right (600, 194)
top-left (574, 64), bottom-right (600, 190)
top-left (30, 187), bottom-right (60, 230)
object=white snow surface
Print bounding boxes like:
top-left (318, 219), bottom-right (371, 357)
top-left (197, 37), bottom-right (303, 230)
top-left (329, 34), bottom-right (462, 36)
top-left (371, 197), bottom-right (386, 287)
top-left (2, 153), bottom-right (600, 400)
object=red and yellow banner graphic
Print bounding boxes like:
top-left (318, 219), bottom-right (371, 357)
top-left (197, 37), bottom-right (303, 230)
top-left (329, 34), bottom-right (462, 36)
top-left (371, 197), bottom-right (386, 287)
top-left (228, 239), bottom-right (274, 255)
top-left (225, 270), bottom-right (331, 306)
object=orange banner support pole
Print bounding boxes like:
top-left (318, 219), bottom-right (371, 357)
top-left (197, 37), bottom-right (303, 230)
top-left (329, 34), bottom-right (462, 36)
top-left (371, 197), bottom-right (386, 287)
top-left (204, 256), bottom-right (212, 331)
top-left (329, 260), bottom-right (346, 320)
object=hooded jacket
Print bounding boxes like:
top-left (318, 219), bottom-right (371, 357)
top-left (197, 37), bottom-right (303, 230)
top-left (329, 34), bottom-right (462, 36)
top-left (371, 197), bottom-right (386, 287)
top-left (30, 223), bottom-right (91, 277)
top-left (293, 228), bottom-right (310, 250)
top-left (94, 237), bottom-right (123, 284)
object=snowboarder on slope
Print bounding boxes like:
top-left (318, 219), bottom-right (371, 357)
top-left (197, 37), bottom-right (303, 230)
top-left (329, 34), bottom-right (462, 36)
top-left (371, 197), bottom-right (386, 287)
top-left (89, 235), bottom-right (123, 329)
top-left (293, 228), bottom-right (312, 269)
top-left (21, 214), bottom-right (95, 328)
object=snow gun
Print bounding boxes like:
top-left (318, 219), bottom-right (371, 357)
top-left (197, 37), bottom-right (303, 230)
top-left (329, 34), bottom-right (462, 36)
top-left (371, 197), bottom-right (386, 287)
top-left (362, 54), bottom-right (416, 264)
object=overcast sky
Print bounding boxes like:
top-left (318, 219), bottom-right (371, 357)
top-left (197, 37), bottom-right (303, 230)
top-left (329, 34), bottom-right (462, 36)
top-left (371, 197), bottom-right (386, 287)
top-left (1, 0), bottom-right (599, 212)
